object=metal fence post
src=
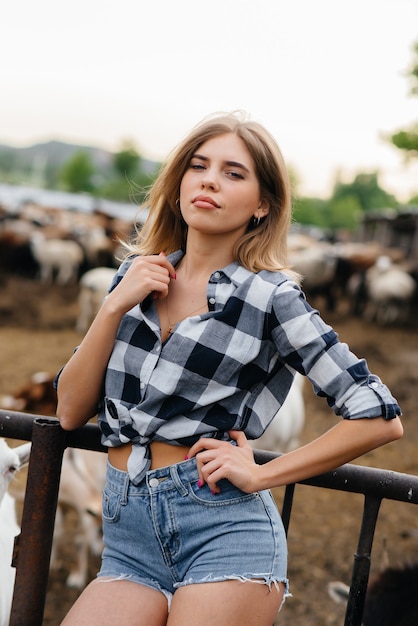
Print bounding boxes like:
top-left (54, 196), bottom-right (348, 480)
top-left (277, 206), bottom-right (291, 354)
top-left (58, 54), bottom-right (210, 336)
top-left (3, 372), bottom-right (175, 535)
top-left (344, 494), bottom-right (382, 626)
top-left (10, 418), bottom-right (67, 626)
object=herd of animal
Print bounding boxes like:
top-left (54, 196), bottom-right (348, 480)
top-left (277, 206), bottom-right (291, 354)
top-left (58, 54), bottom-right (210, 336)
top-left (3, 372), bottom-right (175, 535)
top-left (1, 200), bottom-right (417, 332)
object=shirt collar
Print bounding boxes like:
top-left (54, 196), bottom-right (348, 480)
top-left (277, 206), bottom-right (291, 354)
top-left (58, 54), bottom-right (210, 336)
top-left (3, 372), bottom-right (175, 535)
top-left (166, 251), bottom-right (253, 288)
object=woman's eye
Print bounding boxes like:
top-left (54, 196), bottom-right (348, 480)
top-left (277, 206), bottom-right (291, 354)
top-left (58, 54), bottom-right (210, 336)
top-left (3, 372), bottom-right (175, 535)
top-left (190, 163), bottom-right (205, 170)
top-left (227, 170), bottom-right (244, 179)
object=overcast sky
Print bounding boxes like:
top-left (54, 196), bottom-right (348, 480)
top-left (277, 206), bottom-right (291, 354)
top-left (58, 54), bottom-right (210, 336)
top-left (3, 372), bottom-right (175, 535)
top-left (1, 0), bottom-right (417, 200)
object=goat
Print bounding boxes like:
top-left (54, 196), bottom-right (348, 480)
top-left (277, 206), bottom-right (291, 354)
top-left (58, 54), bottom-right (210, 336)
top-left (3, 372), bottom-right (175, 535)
top-left (362, 256), bottom-right (416, 325)
top-left (0, 374), bottom-right (106, 589)
top-left (328, 561), bottom-right (418, 625)
top-left (30, 232), bottom-right (84, 285)
top-left (0, 439), bottom-right (31, 626)
top-left (76, 226), bottom-right (115, 269)
top-left (8, 445), bottom-right (106, 591)
top-left (50, 447), bottom-right (106, 589)
top-left (250, 373), bottom-right (305, 453)
top-left (0, 230), bottom-right (38, 279)
top-left (288, 238), bottom-right (338, 311)
top-left (76, 267), bottom-right (116, 333)
top-left (0, 371), bottom-right (57, 416)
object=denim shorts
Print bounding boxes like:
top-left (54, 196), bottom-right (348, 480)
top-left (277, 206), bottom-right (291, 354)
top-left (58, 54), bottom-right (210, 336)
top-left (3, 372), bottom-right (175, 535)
top-left (97, 457), bottom-right (289, 606)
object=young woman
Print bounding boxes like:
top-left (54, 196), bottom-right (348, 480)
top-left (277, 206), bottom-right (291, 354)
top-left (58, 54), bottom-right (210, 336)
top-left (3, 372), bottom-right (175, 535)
top-left (56, 112), bottom-right (403, 625)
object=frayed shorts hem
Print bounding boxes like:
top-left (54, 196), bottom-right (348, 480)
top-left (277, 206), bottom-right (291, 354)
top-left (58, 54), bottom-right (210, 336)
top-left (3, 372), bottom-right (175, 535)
top-left (97, 571), bottom-right (173, 607)
top-left (176, 574), bottom-right (291, 611)
top-left (97, 571), bottom-right (291, 612)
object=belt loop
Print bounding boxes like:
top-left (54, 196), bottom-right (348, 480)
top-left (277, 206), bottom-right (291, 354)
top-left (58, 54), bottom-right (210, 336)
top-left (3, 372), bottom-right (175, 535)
top-left (170, 465), bottom-right (188, 497)
top-left (120, 470), bottom-right (130, 505)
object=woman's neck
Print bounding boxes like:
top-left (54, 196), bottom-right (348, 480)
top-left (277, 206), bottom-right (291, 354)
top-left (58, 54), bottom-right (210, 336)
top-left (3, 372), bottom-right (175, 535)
top-left (180, 239), bottom-right (234, 281)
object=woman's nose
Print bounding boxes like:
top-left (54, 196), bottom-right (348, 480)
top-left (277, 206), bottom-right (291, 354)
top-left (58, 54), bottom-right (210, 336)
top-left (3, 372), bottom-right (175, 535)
top-left (200, 170), bottom-right (219, 190)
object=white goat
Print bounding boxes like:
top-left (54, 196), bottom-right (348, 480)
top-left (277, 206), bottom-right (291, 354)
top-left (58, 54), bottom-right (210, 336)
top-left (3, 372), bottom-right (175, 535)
top-left (30, 232), bottom-right (84, 285)
top-left (50, 447), bottom-right (107, 589)
top-left (76, 226), bottom-right (114, 268)
top-left (76, 267), bottom-right (116, 333)
top-left (0, 439), bottom-right (31, 626)
top-left (288, 239), bottom-right (338, 311)
top-left (10, 446), bottom-right (106, 590)
top-left (250, 373), bottom-right (305, 453)
top-left (363, 256), bottom-right (416, 325)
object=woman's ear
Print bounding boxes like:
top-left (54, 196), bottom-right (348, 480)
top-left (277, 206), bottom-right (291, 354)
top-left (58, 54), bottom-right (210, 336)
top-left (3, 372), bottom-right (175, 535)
top-left (257, 199), bottom-right (270, 218)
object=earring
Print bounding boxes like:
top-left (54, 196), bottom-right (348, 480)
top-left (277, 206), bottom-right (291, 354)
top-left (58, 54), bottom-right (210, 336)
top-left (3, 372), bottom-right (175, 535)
top-left (253, 216), bottom-right (261, 227)
top-left (175, 198), bottom-right (180, 209)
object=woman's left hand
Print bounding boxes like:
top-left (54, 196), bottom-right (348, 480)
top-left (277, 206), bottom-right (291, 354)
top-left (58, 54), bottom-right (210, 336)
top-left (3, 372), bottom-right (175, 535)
top-left (187, 430), bottom-right (261, 494)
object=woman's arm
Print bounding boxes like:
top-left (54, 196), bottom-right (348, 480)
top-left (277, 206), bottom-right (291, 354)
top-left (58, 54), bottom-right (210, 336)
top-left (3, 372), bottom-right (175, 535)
top-left (56, 254), bottom-right (176, 430)
top-left (56, 300), bottom-right (127, 430)
top-left (253, 416), bottom-right (403, 489)
top-left (187, 416), bottom-right (403, 494)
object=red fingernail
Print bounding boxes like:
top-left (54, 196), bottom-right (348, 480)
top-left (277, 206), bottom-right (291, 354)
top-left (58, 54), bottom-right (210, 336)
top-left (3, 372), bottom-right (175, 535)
top-left (184, 454), bottom-right (189, 460)
top-left (197, 479), bottom-right (203, 488)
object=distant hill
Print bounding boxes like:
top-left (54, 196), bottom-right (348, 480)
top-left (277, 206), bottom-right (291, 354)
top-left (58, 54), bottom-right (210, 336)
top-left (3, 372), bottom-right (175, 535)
top-left (0, 140), bottom-right (159, 175)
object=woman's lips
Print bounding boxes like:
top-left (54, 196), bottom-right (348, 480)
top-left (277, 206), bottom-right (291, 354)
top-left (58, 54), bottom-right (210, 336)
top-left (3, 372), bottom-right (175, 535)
top-left (192, 195), bottom-right (220, 209)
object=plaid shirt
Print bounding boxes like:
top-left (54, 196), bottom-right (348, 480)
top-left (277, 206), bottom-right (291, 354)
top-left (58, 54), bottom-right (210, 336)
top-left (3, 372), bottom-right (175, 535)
top-left (99, 250), bottom-right (401, 485)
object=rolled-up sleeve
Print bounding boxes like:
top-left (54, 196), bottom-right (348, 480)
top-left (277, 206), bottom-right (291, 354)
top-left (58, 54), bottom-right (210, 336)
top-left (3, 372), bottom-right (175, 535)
top-left (270, 280), bottom-right (401, 420)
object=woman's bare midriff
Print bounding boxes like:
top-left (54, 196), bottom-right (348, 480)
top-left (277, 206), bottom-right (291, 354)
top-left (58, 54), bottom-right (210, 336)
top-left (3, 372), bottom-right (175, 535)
top-left (108, 441), bottom-right (190, 471)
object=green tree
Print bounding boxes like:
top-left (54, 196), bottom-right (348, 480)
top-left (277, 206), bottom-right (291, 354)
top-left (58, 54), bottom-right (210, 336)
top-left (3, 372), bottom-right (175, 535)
top-left (97, 140), bottom-right (159, 203)
top-left (293, 197), bottom-right (329, 228)
top-left (293, 195), bottom-right (362, 231)
top-left (59, 151), bottom-right (96, 193)
top-left (389, 40), bottom-right (418, 157)
top-left (331, 172), bottom-right (397, 212)
top-left (113, 141), bottom-right (140, 179)
top-left (390, 127), bottom-right (418, 156)
top-left (325, 195), bottom-right (362, 230)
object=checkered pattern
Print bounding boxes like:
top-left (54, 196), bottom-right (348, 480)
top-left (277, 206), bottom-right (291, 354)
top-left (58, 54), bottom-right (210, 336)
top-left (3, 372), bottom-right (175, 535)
top-left (99, 251), bottom-right (401, 485)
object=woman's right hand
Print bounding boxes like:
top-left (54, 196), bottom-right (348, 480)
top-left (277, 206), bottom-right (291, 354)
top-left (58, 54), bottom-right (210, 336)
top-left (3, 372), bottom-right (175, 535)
top-left (56, 253), bottom-right (176, 429)
top-left (105, 253), bottom-right (176, 315)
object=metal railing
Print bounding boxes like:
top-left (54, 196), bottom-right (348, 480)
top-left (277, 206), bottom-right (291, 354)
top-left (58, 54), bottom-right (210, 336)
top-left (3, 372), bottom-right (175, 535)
top-left (1, 409), bottom-right (418, 626)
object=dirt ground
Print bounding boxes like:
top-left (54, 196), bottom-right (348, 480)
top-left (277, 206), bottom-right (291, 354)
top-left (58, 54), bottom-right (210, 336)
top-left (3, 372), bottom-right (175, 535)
top-left (1, 275), bottom-right (418, 625)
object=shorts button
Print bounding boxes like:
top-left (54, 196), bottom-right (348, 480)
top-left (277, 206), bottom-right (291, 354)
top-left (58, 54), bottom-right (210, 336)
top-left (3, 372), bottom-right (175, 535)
top-left (149, 478), bottom-right (160, 487)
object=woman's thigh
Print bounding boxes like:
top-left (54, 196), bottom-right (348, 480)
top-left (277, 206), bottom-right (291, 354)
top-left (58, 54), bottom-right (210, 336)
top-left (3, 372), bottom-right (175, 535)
top-left (168, 580), bottom-right (284, 626)
top-left (60, 578), bottom-right (168, 626)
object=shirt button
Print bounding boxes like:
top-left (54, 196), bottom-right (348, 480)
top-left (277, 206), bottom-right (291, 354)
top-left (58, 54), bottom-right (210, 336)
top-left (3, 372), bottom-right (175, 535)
top-left (140, 382), bottom-right (145, 389)
top-left (209, 297), bottom-right (216, 305)
top-left (370, 382), bottom-right (379, 389)
top-left (149, 478), bottom-right (159, 488)
top-left (155, 346), bottom-right (160, 352)
top-left (213, 271), bottom-right (221, 279)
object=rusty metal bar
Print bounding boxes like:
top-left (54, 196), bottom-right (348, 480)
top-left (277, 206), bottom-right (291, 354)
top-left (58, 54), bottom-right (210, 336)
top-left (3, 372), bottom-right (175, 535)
top-left (254, 448), bottom-right (418, 505)
top-left (10, 418), bottom-right (67, 626)
top-left (0, 410), bottom-right (37, 440)
top-left (0, 410), bottom-right (105, 452)
top-left (344, 494), bottom-right (382, 626)
top-left (281, 483), bottom-right (296, 536)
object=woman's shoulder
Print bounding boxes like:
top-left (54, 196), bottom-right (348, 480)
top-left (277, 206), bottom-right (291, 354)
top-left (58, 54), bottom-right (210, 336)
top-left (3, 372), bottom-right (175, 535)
top-left (257, 268), bottom-right (299, 287)
top-left (227, 266), bottom-right (306, 315)
top-left (226, 262), bottom-right (298, 289)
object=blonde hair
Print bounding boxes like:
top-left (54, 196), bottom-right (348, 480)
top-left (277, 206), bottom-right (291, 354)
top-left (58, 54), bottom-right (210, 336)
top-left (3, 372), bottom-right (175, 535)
top-left (126, 111), bottom-right (294, 273)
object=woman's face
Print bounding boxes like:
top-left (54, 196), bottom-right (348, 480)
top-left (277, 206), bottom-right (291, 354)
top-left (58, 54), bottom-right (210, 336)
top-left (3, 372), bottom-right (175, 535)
top-left (179, 133), bottom-right (268, 239)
